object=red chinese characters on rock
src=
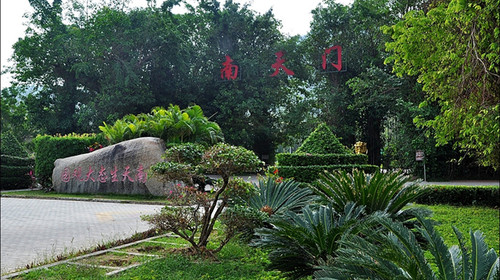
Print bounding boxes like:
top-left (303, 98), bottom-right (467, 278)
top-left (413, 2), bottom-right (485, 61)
top-left (322, 45), bottom-right (342, 71)
top-left (220, 55), bottom-right (239, 80)
top-left (61, 165), bottom-right (148, 184)
top-left (270, 51), bottom-right (294, 76)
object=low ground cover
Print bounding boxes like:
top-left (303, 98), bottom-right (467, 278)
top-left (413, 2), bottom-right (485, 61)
top-left (416, 203), bottom-right (499, 253)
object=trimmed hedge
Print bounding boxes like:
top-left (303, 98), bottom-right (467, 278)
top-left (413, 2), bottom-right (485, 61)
top-left (1, 155), bottom-right (35, 167)
top-left (0, 155), bottom-right (34, 190)
top-left (1, 165), bottom-right (32, 178)
top-left (33, 134), bottom-right (105, 185)
top-left (0, 176), bottom-right (32, 189)
top-left (276, 153), bottom-right (368, 166)
top-left (416, 185), bottom-right (499, 207)
top-left (278, 165), bottom-right (379, 183)
top-left (1, 131), bottom-right (28, 157)
top-left (296, 123), bottom-right (349, 154)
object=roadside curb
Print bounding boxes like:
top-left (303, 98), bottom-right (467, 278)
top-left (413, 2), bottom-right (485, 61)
top-left (0, 194), bottom-right (166, 205)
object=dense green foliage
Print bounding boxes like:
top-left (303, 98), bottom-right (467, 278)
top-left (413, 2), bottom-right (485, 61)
top-left (32, 133), bottom-right (104, 186)
top-left (99, 105), bottom-right (223, 146)
top-left (0, 132), bottom-right (33, 190)
top-left (276, 123), bottom-right (378, 182)
top-left (0, 155), bottom-right (35, 190)
top-left (254, 203), bottom-right (368, 279)
top-left (316, 213), bottom-right (500, 280)
top-left (200, 143), bottom-right (264, 180)
top-left (1, 87), bottom-right (36, 142)
top-left (417, 185), bottom-right (499, 207)
top-left (9, 0), bottom-right (305, 162)
top-left (295, 123), bottom-right (349, 154)
top-left (420, 204), bottom-right (499, 253)
top-left (1, 131), bottom-right (29, 157)
top-left (277, 165), bottom-right (379, 183)
top-left (276, 153), bottom-right (368, 166)
top-left (312, 169), bottom-right (428, 219)
top-left (146, 143), bottom-right (264, 254)
top-left (247, 177), bottom-right (314, 217)
top-left (5, 0), bottom-right (497, 175)
top-left (384, 0), bottom-right (500, 169)
top-left (163, 143), bottom-right (206, 166)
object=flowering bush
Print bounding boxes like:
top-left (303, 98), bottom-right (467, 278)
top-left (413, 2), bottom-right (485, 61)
top-left (87, 142), bottom-right (103, 152)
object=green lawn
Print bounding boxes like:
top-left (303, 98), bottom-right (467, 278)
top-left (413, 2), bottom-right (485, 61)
top-left (415, 203), bottom-right (499, 253)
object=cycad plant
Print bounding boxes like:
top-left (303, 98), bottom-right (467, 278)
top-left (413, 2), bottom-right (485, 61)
top-left (253, 203), bottom-right (370, 279)
top-left (315, 213), bottom-right (500, 280)
top-left (248, 177), bottom-right (314, 217)
top-left (311, 169), bottom-right (428, 220)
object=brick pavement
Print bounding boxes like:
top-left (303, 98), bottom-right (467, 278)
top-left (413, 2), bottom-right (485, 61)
top-left (0, 198), bottom-right (163, 274)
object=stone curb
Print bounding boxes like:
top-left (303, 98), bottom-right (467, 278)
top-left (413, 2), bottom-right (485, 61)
top-left (0, 194), bottom-right (166, 205)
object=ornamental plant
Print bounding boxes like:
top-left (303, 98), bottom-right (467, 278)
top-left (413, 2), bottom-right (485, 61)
top-left (315, 213), bottom-right (500, 280)
top-left (144, 143), bottom-right (264, 256)
top-left (100, 105), bottom-right (224, 146)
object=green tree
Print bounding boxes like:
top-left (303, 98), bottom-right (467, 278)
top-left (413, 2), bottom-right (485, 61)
top-left (305, 0), bottom-right (410, 165)
top-left (384, 0), bottom-right (500, 169)
top-left (12, 0), bottom-right (85, 134)
top-left (0, 86), bottom-right (35, 141)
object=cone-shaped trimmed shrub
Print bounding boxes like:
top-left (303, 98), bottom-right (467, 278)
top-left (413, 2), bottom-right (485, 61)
top-left (296, 123), bottom-right (348, 154)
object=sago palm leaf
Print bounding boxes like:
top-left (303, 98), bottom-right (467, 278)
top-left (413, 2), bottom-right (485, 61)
top-left (315, 212), bottom-right (499, 280)
top-left (311, 169), bottom-right (428, 220)
top-left (248, 177), bottom-right (313, 216)
top-left (253, 203), bottom-right (367, 279)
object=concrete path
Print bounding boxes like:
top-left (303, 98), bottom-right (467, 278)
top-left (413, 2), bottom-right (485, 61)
top-left (0, 198), bottom-right (163, 274)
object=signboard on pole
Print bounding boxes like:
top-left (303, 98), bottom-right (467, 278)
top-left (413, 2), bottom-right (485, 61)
top-left (416, 150), bottom-right (425, 161)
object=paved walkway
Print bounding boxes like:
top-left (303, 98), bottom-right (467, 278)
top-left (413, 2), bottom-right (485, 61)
top-left (0, 198), bottom-right (163, 274)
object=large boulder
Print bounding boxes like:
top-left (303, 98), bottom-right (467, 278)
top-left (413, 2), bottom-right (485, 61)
top-left (52, 137), bottom-right (172, 196)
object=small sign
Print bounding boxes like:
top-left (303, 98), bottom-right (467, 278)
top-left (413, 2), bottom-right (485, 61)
top-left (416, 150), bottom-right (425, 161)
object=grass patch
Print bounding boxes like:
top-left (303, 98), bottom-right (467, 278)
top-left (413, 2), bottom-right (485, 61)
top-left (11, 264), bottom-right (107, 280)
top-left (110, 242), bottom-right (286, 280)
top-left (1, 190), bottom-right (169, 204)
top-left (77, 251), bottom-right (154, 267)
top-left (414, 204), bottom-right (499, 253)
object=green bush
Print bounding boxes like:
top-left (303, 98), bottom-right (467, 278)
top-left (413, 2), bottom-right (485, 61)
top-left (0, 155), bottom-right (34, 190)
top-left (0, 176), bottom-right (32, 190)
top-left (100, 105), bottom-right (224, 146)
top-left (276, 153), bottom-right (368, 166)
top-left (275, 123), bottom-right (378, 183)
top-left (1, 155), bottom-right (34, 167)
top-left (163, 143), bottom-right (206, 165)
top-left (33, 133), bottom-right (104, 186)
top-left (1, 165), bottom-right (32, 178)
top-left (311, 169), bottom-right (429, 221)
top-left (278, 165), bottom-right (379, 182)
top-left (295, 123), bottom-right (350, 154)
top-left (416, 185), bottom-right (499, 207)
top-left (1, 131), bottom-right (28, 157)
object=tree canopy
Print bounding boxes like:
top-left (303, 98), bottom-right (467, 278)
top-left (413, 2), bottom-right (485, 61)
top-left (4, 0), bottom-right (498, 176)
top-left (384, 0), bottom-right (499, 169)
